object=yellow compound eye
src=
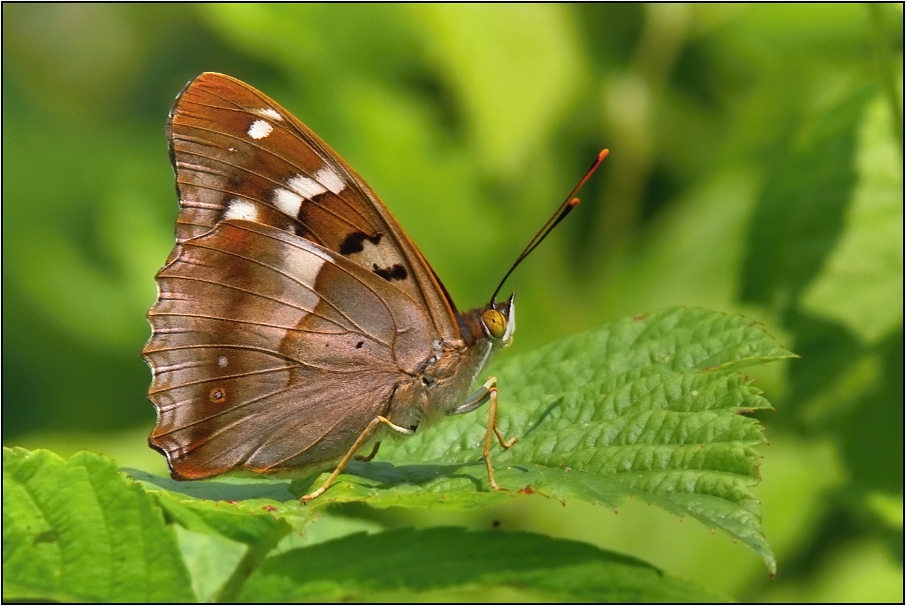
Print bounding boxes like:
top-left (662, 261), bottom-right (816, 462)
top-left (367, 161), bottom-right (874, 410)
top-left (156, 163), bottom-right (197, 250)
top-left (482, 309), bottom-right (507, 339)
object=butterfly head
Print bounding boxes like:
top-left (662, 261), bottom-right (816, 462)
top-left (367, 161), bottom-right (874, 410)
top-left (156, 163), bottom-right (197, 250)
top-left (481, 293), bottom-right (516, 348)
top-left (456, 294), bottom-right (515, 350)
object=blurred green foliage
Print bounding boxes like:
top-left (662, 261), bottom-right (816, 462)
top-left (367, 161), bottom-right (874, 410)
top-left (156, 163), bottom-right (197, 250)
top-left (3, 3), bottom-right (902, 601)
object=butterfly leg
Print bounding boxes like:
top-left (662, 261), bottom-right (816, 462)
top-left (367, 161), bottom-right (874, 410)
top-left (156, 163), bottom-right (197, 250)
top-left (453, 376), bottom-right (517, 448)
top-left (451, 376), bottom-right (518, 492)
top-left (482, 384), bottom-right (518, 491)
top-left (355, 441), bottom-right (382, 462)
top-left (301, 417), bottom-right (413, 503)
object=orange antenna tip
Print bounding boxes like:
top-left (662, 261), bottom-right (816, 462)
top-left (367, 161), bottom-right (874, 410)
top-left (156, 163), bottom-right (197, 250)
top-left (488, 149), bottom-right (608, 302)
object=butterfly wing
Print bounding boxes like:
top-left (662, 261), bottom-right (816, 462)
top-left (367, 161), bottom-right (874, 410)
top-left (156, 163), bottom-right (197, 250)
top-left (144, 219), bottom-right (433, 477)
top-left (166, 72), bottom-right (460, 339)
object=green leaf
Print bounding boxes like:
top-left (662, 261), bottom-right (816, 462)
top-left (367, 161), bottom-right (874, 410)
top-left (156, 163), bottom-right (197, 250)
top-left (126, 469), bottom-right (308, 543)
top-left (172, 526), bottom-right (247, 603)
top-left (2, 447), bottom-right (194, 602)
top-left (287, 308), bottom-right (792, 573)
top-left (800, 95), bottom-right (904, 344)
top-left (740, 84), bottom-right (874, 310)
top-left (126, 471), bottom-right (313, 602)
top-left (239, 526), bottom-right (723, 602)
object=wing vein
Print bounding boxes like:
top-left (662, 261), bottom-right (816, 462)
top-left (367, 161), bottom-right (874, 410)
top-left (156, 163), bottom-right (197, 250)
top-left (157, 272), bottom-right (355, 335)
top-left (179, 95), bottom-right (376, 229)
top-left (174, 138), bottom-right (370, 236)
top-left (194, 223), bottom-right (400, 347)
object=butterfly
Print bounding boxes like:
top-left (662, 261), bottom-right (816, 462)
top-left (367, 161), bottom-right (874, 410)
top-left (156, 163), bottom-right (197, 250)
top-left (142, 72), bottom-right (606, 502)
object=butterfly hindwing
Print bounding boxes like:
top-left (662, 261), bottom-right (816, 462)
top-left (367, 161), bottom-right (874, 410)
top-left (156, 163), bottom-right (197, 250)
top-left (144, 219), bottom-right (435, 477)
top-left (166, 72), bottom-right (459, 339)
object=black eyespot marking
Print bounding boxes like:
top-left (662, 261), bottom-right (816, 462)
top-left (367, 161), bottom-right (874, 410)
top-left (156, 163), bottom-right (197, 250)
top-left (372, 263), bottom-right (408, 282)
top-left (340, 231), bottom-right (382, 255)
top-left (409, 424), bottom-right (418, 432)
top-left (355, 341), bottom-right (364, 349)
top-left (209, 387), bottom-right (227, 404)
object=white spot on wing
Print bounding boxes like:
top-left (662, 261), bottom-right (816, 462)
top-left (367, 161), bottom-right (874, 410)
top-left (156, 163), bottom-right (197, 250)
top-left (345, 234), bottom-right (401, 271)
top-left (284, 247), bottom-right (324, 310)
top-left (223, 199), bottom-right (258, 222)
top-left (248, 119), bottom-right (273, 140)
top-left (273, 188), bottom-right (304, 217)
top-left (287, 174), bottom-right (327, 198)
top-left (315, 166), bottom-right (346, 194)
top-left (255, 108), bottom-right (283, 121)
top-left (218, 356), bottom-right (228, 368)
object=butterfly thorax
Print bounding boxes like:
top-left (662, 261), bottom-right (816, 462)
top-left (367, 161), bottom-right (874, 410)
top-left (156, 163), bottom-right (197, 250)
top-left (384, 296), bottom-right (515, 432)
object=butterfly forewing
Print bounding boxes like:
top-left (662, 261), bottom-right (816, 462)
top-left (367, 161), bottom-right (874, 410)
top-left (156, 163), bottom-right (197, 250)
top-left (167, 72), bottom-right (459, 338)
top-left (145, 219), bottom-right (435, 477)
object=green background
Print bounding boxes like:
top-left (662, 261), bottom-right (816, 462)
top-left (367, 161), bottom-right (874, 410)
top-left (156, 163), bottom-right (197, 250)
top-left (3, 4), bottom-right (902, 601)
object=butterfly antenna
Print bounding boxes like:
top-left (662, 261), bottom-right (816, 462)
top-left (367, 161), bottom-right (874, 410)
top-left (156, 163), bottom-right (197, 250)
top-left (490, 149), bottom-right (609, 303)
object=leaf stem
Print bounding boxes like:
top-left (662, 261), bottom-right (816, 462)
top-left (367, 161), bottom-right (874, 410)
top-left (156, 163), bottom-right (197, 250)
top-left (213, 520), bottom-right (292, 603)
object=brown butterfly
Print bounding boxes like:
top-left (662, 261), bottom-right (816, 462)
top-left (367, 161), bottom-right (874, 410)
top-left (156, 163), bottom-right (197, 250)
top-left (142, 72), bottom-right (606, 502)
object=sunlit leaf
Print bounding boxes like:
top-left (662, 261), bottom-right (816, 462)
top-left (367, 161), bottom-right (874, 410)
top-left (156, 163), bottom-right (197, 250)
top-left (739, 85), bottom-right (874, 309)
top-left (240, 527), bottom-right (723, 602)
top-left (800, 95), bottom-right (904, 343)
top-left (2, 448), bottom-right (194, 602)
top-left (276, 308), bottom-right (791, 572)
